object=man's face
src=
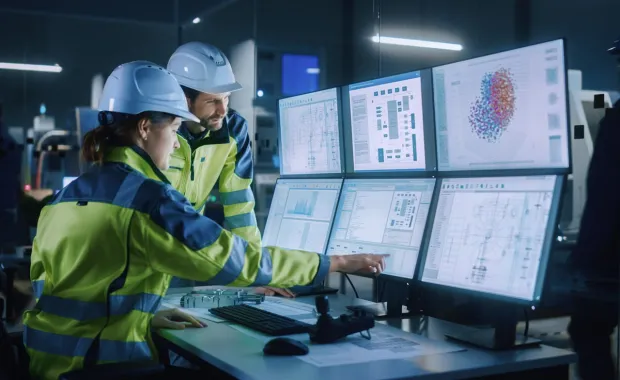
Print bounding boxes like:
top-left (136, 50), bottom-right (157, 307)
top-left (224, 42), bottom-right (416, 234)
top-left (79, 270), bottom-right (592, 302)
top-left (187, 92), bottom-right (230, 132)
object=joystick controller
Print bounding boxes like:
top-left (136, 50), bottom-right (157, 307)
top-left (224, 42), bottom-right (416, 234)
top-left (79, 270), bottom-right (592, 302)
top-left (309, 295), bottom-right (375, 344)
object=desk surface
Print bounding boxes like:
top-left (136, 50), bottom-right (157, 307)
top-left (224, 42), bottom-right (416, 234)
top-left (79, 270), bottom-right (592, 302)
top-left (158, 288), bottom-right (576, 380)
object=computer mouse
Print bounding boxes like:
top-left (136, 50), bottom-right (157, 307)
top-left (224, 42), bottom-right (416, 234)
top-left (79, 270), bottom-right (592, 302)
top-left (263, 337), bottom-right (309, 356)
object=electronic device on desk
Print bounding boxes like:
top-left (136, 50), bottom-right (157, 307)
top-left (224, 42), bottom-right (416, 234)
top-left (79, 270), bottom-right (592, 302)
top-left (341, 69), bottom-right (437, 175)
top-left (277, 87), bottom-right (345, 177)
top-left (262, 178), bottom-right (343, 296)
top-left (263, 337), bottom-right (309, 356)
top-left (209, 304), bottom-right (313, 336)
top-left (210, 295), bottom-right (375, 341)
top-left (432, 39), bottom-right (570, 174)
top-left (326, 178), bottom-right (437, 317)
top-left (418, 175), bottom-right (565, 350)
top-left (310, 295), bottom-right (375, 344)
top-left (179, 289), bottom-right (265, 309)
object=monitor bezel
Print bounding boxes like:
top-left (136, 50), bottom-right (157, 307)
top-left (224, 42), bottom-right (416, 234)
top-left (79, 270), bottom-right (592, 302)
top-left (341, 69), bottom-right (438, 178)
top-left (326, 176), bottom-right (438, 283)
top-left (415, 174), bottom-right (565, 306)
top-left (431, 38), bottom-right (572, 176)
top-left (262, 177), bottom-right (344, 255)
top-left (276, 87), bottom-right (347, 178)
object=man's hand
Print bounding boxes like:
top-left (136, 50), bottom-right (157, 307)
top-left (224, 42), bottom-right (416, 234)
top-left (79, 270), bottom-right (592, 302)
top-left (330, 254), bottom-right (389, 275)
top-left (254, 287), bottom-right (296, 298)
top-left (151, 308), bottom-right (207, 329)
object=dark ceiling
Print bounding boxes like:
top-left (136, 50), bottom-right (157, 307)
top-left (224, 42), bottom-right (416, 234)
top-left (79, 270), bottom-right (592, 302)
top-left (0, 0), bottom-right (237, 26)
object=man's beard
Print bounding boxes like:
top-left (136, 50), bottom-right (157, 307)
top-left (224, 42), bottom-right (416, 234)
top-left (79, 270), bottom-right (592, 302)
top-left (200, 117), bottom-right (224, 131)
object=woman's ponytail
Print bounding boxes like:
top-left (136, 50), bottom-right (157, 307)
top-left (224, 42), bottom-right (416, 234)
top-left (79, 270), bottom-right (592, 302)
top-left (81, 125), bottom-right (114, 163)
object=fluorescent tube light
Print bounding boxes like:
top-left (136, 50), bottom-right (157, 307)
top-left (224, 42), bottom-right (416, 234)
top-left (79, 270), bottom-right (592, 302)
top-left (0, 63), bottom-right (63, 73)
top-left (371, 35), bottom-right (463, 51)
top-left (306, 68), bottom-right (320, 74)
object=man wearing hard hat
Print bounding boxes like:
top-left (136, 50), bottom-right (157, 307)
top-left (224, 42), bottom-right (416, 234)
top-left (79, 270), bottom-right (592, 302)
top-left (165, 42), bottom-right (292, 296)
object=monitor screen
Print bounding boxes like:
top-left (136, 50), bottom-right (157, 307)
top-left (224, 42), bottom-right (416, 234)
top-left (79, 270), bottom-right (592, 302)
top-left (344, 70), bottom-right (436, 173)
top-left (62, 176), bottom-right (78, 188)
top-left (420, 175), bottom-right (561, 302)
top-left (262, 178), bottom-right (343, 253)
top-left (278, 88), bottom-right (344, 176)
top-left (433, 39), bottom-right (569, 172)
top-left (326, 178), bottom-right (436, 279)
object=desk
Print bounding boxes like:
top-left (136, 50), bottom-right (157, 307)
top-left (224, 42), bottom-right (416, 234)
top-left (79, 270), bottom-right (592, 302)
top-left (156, 289), bottom-right (576, 379)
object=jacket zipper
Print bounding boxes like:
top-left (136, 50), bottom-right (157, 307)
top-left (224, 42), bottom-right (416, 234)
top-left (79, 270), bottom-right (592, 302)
top-left (190, 150), bottom-right (195, 181)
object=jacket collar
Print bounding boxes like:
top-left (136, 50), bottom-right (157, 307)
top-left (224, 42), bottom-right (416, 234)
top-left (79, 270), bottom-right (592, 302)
top-left (105, 145), bottom-right (171, 184)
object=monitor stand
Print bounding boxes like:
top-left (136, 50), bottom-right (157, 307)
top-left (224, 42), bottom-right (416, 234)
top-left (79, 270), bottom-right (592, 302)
top-left (346, 282), bottom-right (410, 319)
top-left (444, 306), bottom-right (540, 350)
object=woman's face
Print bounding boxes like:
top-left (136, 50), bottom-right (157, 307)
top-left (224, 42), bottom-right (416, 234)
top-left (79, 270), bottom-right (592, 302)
top-left (139, 117), bottom-right (182, 170)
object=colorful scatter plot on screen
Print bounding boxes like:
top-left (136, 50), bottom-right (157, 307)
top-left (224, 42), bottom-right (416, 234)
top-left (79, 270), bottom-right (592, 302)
top-left (468, 68), bottom-right (517, 143)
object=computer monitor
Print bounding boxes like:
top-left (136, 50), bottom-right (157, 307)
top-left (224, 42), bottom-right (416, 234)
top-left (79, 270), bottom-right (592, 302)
top-left (326, 178), bottom-right (436, 280)
top-left (277, 88), bottom-right (344, 176)
top-left (262, 178), bottom-right (343, 253)
top-left (433, 39), bottom-right (570, 172)
top-left (62, 176), bottom-right (78, 188)
top-left (419, 175), bottom-right (563, 304)
top-left (342, 70), bottom-right (436, 174)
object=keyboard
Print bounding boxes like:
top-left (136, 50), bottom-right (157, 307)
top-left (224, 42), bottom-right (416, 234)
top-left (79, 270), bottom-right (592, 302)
top-left (209, 304), bottom-right (313, 335)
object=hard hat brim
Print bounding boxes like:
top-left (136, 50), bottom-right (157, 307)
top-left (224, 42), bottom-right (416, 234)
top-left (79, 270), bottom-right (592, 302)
top-left (180, 80), bottom-right (243, 95)
top-left (174, 109), bottom-right (201, 123)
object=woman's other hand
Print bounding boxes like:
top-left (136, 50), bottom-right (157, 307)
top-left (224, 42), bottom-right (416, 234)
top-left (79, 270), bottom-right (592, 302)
top-left (151, 308), bottom-right (207, 329)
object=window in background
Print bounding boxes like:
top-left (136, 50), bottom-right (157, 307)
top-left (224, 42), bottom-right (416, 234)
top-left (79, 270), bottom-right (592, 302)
top-left (281, 54), bottom-right (320, 96)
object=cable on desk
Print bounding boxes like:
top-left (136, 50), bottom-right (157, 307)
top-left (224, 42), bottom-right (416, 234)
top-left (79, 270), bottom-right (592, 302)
top-left (343, 274), bottom-right (360, 298)
top-left (360, 329), bottom-right (371, 340)
top-left (523, 308), bottom-right (529, 338)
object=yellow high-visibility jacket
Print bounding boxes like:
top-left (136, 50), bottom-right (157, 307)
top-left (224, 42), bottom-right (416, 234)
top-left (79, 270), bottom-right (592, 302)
top-left (23, 146), bottom-right (330, 380)
top-left (164, 109), bottom-right (261, 245)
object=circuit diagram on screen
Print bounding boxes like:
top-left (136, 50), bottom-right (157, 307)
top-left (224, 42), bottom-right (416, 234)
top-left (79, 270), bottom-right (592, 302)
top-left (281, 99), bottom-right (341, 173)
top-left (386, 191), bottom-right (420, 231)
top-left (349, 74), bottom-right (427, 171)
top-left (434, 191), bottom-right (552, 296)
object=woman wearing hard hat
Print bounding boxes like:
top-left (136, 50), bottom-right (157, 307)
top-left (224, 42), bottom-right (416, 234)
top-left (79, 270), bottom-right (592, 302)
top-left (23, 61), bottom-right (387, 379)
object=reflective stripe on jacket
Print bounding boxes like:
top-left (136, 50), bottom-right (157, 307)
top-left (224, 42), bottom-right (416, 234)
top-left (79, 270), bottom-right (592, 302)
top-left (164, 110), bottom-right (261, 245)
top-left (24, 146), bottom-right (329, 379)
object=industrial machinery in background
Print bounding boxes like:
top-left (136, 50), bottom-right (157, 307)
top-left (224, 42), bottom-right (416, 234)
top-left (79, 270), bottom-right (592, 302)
top-left (228, 41), bottom-right (325, 232)
top-left (17, 74), bottom-right (104, 193)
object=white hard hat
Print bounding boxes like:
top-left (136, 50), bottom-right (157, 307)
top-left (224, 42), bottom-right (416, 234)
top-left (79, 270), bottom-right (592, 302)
top-left (167, 42), bottom-right (242, 95)
top-left (99, 61), bottom-right (199, 123)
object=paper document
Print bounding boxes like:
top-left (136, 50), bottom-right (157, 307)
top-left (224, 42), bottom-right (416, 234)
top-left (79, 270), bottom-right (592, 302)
top-left (159, 295), bottom-right (225, 323)
top-left (230, 324), bottom-right (465, 367)
top-left (306, 329), bottom-right (465, 367)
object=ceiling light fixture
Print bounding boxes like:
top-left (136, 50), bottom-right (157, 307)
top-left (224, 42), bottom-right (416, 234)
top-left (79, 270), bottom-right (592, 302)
top-left (371, 35), bottom-right (463, 51)
top-left (0, 62), bottom-right (63, 73)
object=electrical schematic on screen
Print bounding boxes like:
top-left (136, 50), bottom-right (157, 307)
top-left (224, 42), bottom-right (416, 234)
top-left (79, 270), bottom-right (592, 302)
top-left (433, 39), bottom-right (569, 171)
top-left (279, 88), bottom-right (342, 175)
top-left (327, 179), bottom-right (436, 279)
top-left (421, 176), bottom-right (558, 301)
top-left (349, 72), bottom-right (427, 172)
